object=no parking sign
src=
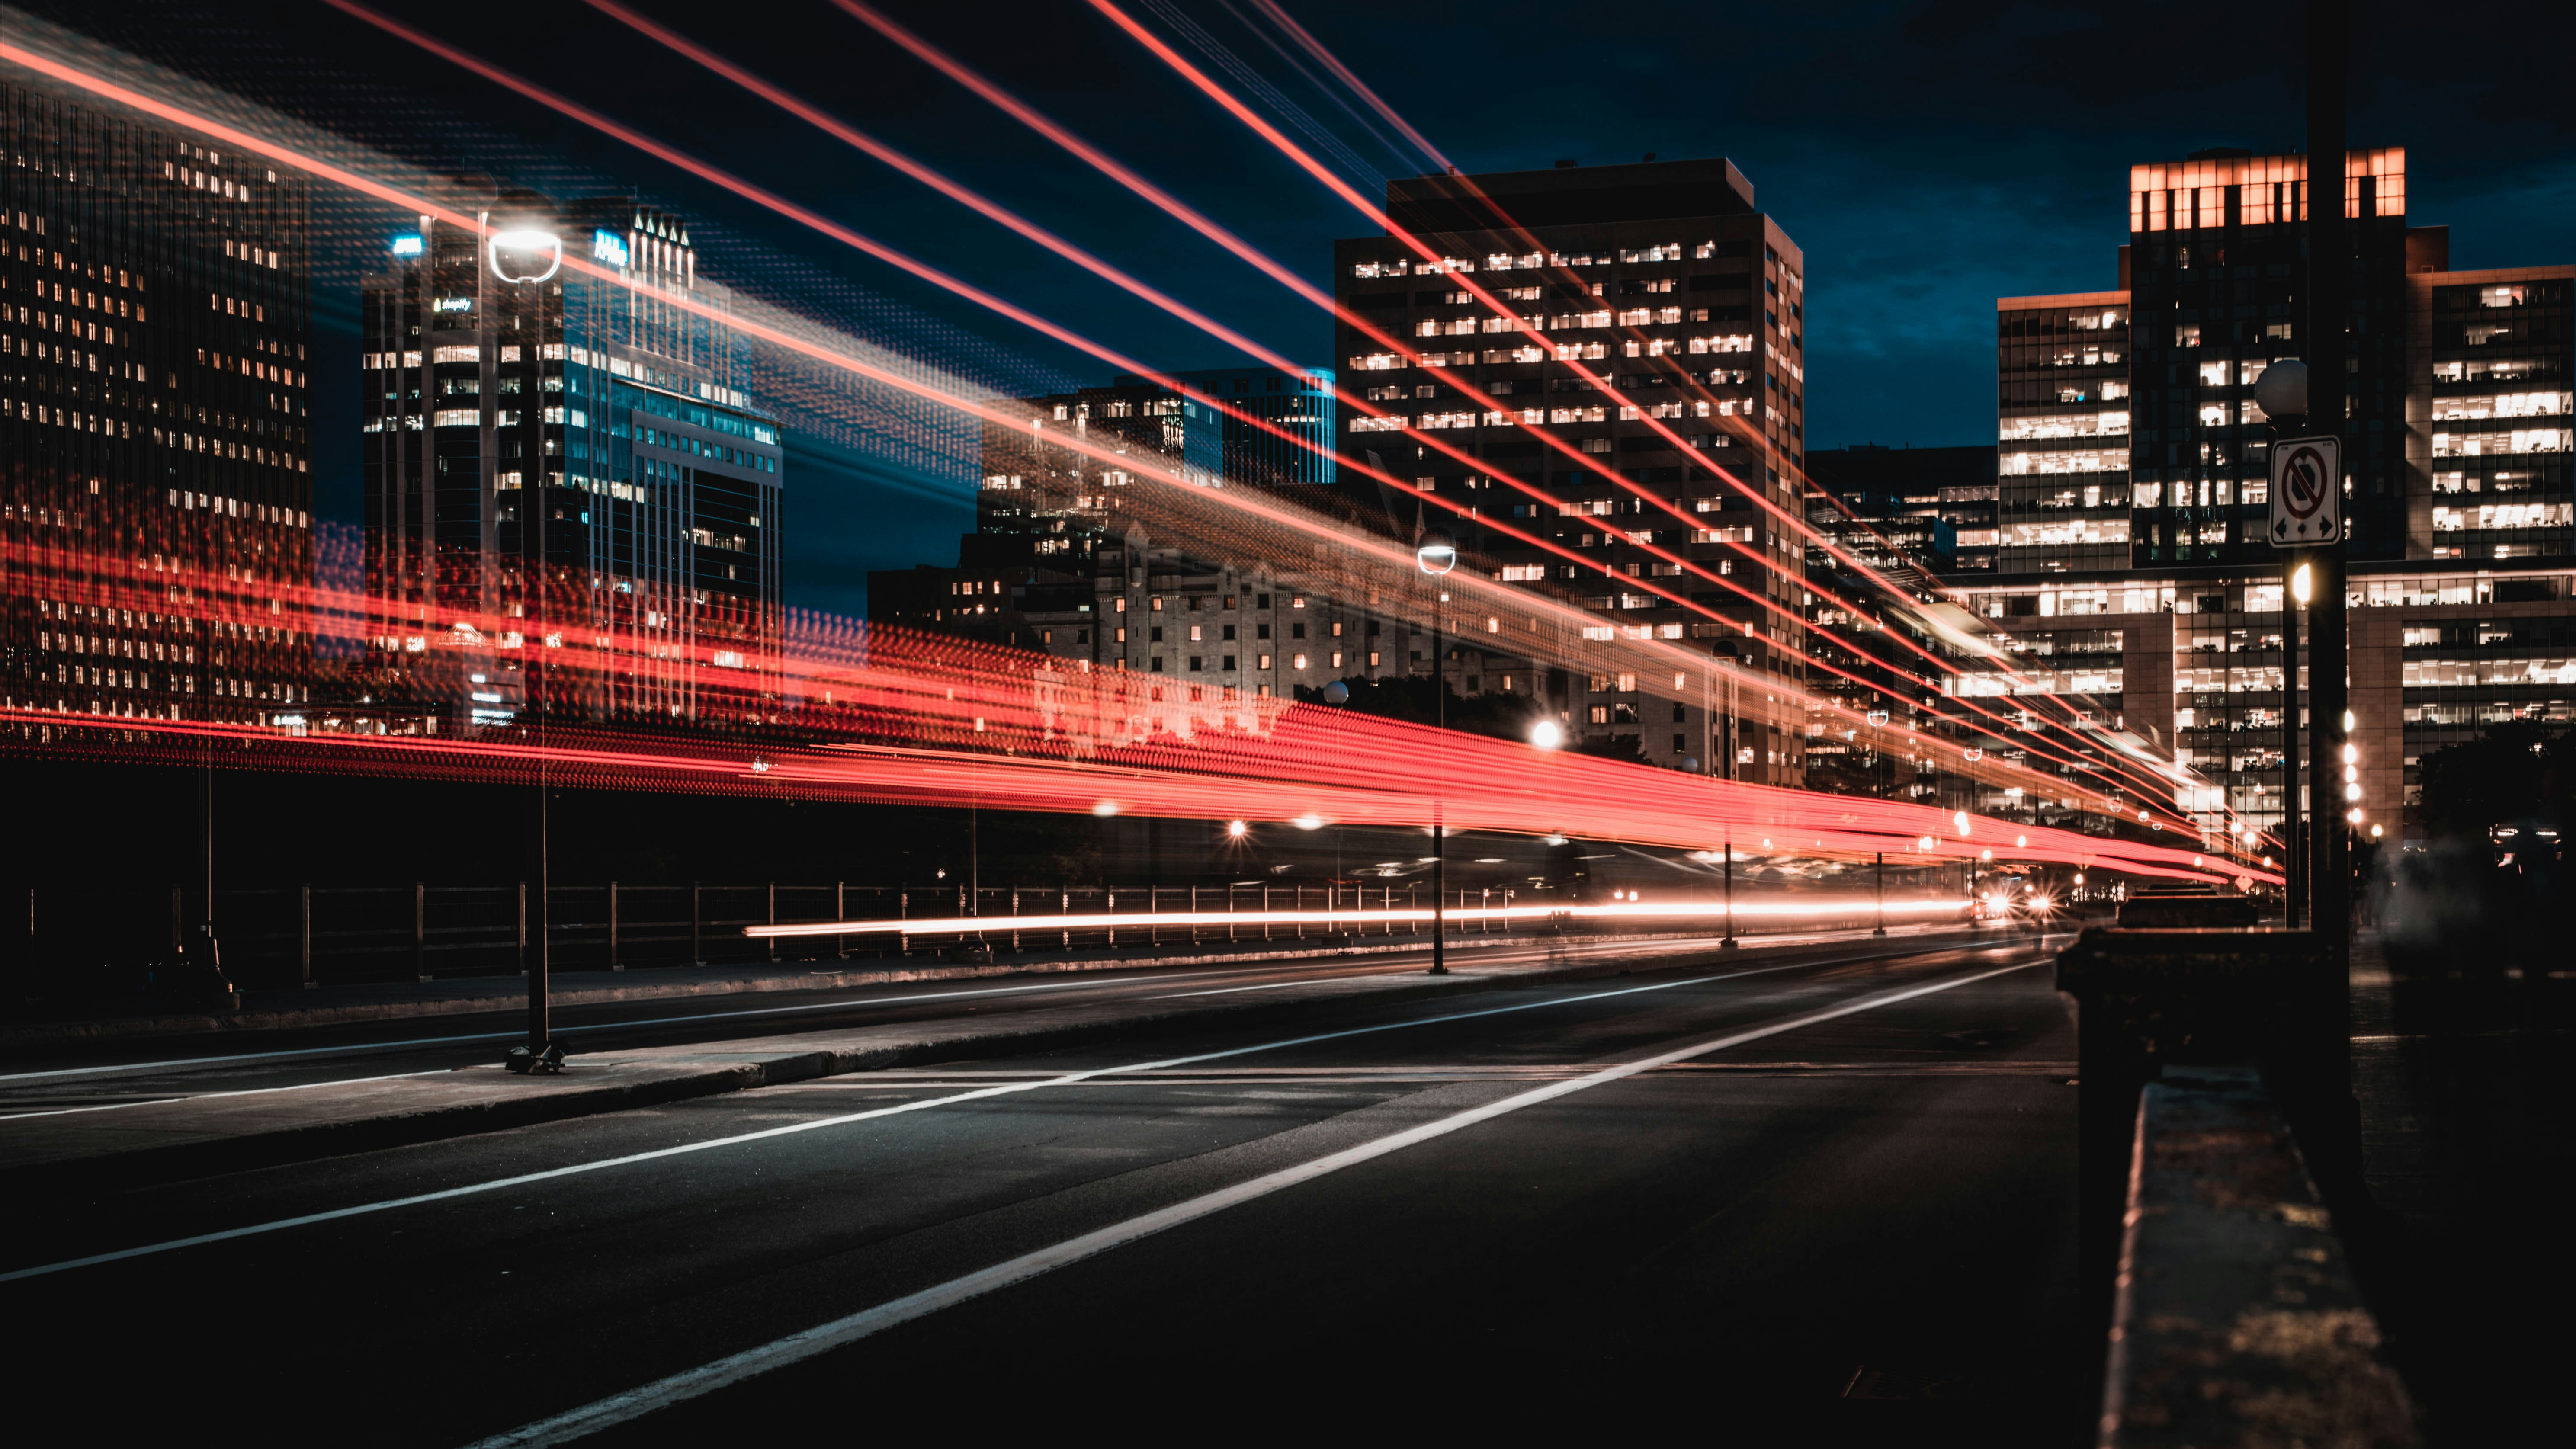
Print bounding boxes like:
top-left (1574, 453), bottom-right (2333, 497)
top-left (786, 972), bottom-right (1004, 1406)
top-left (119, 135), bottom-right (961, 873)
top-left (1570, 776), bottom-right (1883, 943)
top-left (2270, 435), bottom-right (2342, 544)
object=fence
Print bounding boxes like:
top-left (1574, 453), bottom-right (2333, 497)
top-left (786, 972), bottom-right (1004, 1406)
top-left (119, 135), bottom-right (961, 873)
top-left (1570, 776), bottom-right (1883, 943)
top-left (13, 880), bottom-right (1922, 991)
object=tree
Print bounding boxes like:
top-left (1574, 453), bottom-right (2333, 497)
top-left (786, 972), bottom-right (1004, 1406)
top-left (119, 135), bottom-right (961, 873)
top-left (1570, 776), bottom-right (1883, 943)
top-left (2415, 720), bottom-right (2570, 840)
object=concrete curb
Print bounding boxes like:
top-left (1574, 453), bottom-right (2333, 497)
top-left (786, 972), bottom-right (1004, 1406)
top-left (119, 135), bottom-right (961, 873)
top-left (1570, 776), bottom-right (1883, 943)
top-left (3, 925), bottom-right (2014, 1196)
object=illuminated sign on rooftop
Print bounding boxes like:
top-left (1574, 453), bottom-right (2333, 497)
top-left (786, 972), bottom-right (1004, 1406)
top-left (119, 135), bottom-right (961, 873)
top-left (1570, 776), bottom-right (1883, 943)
top-left (591, 229), bottom-right (631, 269)
top-left (390, 234), bottom-right (423, 256)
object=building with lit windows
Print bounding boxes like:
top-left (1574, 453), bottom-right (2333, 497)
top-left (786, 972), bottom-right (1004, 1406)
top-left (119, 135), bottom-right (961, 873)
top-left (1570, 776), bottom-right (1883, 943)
top-left (1806, 444), bottom-right (1995, 572)
top-left (1333, 156), bottom-right (1810, 782)
top-left (359, 191), bottom-right (784, 730)
top-left (0, 78), bottom-right (317, 734)
top-left (1978, 146), bottom-right (2571, 843)
top-left (875, 370), bottom-right (1448, 717)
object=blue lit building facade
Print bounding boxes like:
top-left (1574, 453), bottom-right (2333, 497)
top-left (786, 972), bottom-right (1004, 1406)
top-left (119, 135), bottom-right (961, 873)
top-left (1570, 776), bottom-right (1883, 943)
top-left (1165, 367), bottom-right (1335, 489)
top-left (360, 192), bottom-right (783, 728)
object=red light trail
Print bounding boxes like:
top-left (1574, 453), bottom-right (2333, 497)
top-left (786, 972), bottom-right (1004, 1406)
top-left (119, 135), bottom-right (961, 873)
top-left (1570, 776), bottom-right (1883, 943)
top-left (811, 1), bottom-right (2219, 832)
top-left (0, 25), bottom-right (2262, 867)
top-left (744, 895), bottom-right (1980, 942)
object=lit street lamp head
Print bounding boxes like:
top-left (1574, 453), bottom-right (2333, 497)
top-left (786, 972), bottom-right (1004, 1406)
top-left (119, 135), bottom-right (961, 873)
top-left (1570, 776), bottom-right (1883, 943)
top-left (2291, 561), bottom-right (2313, 605)
top-left (2251, 356), bottom-right (2310, 424)
top-left (1530, 718), bottom-right (1563, 750)
top-left (489, 226), bottom-right (563, 283)
top-left (1415, 529), bottom-right (1457, 577)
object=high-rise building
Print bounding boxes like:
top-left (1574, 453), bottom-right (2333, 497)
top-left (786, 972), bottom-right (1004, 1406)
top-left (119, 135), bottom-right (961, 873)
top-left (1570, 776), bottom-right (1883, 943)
top-left (1983, 147), bottom-right (2572, 843)
top-left (1806, 444), bottom-right (1997, 571)
top-left (1171, 367), bottom-right (1336, 490)
top-left (359, 192), bottom-right (784, 728)
top-left (1, 78), bottom-right (317, 732)
top-left (876, 370), bottom-right (1447, 718)
top-left (1332, 157), bottom-right (1810, 781)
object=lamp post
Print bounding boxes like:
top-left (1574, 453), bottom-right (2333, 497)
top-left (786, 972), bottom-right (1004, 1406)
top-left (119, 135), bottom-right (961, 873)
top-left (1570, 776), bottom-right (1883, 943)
top-left (1722, 825), bottom-right (1737, 949)
top-left (1324, 679), bottom-right (1351, 922)
top-left (1873, 850), bottom-right (1886, 936)
top-left (1418, 529), bottom-right (1456, 975)
top-left (2286, 559), bottom-right (2311, 926)
top-left (493, 218), bottom-right (565, 1076)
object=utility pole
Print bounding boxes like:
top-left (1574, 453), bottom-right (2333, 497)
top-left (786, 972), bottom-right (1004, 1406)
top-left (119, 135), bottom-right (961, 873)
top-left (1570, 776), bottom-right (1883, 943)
top-left (2303, 1), bottom-right (2351, 955)
top-left (1721, 825), bottom-right (1737, 949)
top-left (2282, 571), bottom-right (2304, 928)
top-left (499, 216), bottom-right (563, 1075)
top-left (1429, 599), bottom-right (1447, 976)
top-left (1416, 530), bottom-right (1456, 976)
top-left (1873, 850), bottom-right (1886, 936)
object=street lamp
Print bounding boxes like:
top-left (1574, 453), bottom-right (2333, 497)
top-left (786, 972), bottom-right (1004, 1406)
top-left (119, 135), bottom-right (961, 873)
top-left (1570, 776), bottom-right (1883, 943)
top-left (1529, 718), bottom-right (1562, 750)
top-left (1709, 639), bottom-right (1741, 782)
top-left (1418, 529), bottom-right (1456, 975)
top-left (1322, 678), bottom-right (1350, 920)
top-left (501, 211), bottom-right (565, 1076)
top-left (2279, 559), bottom-right (2311, 930)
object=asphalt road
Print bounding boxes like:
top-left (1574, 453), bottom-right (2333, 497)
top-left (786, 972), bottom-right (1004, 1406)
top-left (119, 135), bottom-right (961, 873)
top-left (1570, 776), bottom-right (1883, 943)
top-left (0, 924), bottom-right (1996, 1114)
top-left (4, 932), bottom-right (2083, 1444)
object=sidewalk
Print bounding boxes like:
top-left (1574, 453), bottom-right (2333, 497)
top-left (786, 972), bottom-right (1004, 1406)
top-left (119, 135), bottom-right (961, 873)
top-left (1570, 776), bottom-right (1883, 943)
top-left (0, 922), bottom-right (1880, 1049)
top-left (0, 923), bottom-right (2001, 1193)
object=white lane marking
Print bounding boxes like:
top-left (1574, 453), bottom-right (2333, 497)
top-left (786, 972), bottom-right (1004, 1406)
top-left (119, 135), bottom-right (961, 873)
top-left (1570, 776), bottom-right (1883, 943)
top-left (0, 1069), bottom-right (458, 1123)
top-left (0, 923), bottom-right (1987, 1086)
top-left (0, 942), bottom-right (1985, 1284)
top-left (465, 959), bottom-right (2043, 1446)
top-left (1150, 968), bottom-right (1474, 999)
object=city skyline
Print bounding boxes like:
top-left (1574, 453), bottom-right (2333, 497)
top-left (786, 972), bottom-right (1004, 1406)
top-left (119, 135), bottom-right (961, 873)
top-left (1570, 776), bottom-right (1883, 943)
top-left (7, 0), bottom-right (2568, 618)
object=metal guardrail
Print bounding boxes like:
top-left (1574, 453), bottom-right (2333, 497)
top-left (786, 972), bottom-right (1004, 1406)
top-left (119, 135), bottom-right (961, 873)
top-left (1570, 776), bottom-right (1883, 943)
top-left (10, 881), bottom-right (1960, 991)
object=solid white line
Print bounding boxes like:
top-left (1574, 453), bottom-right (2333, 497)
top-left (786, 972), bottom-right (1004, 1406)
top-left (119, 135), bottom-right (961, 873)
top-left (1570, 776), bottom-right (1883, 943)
top-left (1150, 967), bottom-right (1471, 999)
top-left (0, 921), bottom-right (1974, 1085)
top-left (0, 944), bottom-right (1952, 1285)
top-left (463, 959), bottom-right (2043, 1446)
top-left (0, 1068), bottom-right (456, 1122)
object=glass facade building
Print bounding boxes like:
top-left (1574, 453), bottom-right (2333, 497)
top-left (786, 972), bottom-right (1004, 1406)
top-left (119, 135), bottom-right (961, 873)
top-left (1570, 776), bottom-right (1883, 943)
top-left (876, 367), bottom-right (1440, 715)
top-left (1333, 157), bottom-right (1810, 782)
top-left (1, 78), bottom-right (316, 734)
top-left (1978, 147), bottom-right (2572, 843)
top-left (1995, 292), bottom-right (2134, 573)
top-left (360, 194), bottom-right (784, 729)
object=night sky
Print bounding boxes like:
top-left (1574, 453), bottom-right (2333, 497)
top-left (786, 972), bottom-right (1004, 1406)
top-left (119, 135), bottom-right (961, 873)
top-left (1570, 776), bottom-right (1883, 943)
top-left (29, 0), bottom-right (2576, 615)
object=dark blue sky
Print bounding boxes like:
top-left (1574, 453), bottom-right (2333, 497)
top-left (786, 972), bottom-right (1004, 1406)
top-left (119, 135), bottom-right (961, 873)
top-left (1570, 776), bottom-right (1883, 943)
top-left (41, 1), bottom-right (2576, 614)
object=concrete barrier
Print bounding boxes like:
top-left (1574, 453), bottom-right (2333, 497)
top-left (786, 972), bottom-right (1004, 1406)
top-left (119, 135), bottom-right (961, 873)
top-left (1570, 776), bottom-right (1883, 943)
top-left (2104, 1065), bottom-right (2417, 1446)
top-left (2114, 895), bottom-right (2262, 928)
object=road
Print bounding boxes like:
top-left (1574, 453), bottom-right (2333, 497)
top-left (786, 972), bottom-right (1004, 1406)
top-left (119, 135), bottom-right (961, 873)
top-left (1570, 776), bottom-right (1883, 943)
top-left (0, 925), bottom-right (1978, 1113)
top-left (4, 932), bottom-right (2082, 1443)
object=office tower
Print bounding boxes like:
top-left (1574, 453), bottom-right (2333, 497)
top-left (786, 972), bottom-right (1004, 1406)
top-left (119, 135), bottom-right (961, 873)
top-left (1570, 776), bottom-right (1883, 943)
top-left (1332, 157), bottom-right (1809, 781)
top-left (1994, 291), bottom-right (2137, 574)
top-left (1806, 443), bottom-right (1998, 571)
top-left (1984, 146), bottom-right (2571, 844)
top-left (0, 78), bottom-right (316, 731)
top-left (876, 369), bottom-right (1434, 723)
top-left (1173, 367), bottom-right (1336, 490)
top-left (2413, 266), bottom-right (2573, 560)
top-left (360, 194), bottom-right (784, 728)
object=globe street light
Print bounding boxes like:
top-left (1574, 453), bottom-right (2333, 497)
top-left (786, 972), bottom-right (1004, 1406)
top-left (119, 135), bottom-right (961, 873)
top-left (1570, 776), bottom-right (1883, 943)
top-left (500, 212), bottom-right (565, 1076)
top-left (1529, 718), bottom-right (1562, 750)
top-left (2280, 559), bottom-right (2311, 929)
top-left (1418, 529), bottom-right (1455, 975)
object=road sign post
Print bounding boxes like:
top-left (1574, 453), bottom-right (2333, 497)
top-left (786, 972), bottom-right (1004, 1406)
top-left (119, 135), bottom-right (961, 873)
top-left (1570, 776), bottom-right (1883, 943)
top-left (2269, 435), bottom-right (2341, 546)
